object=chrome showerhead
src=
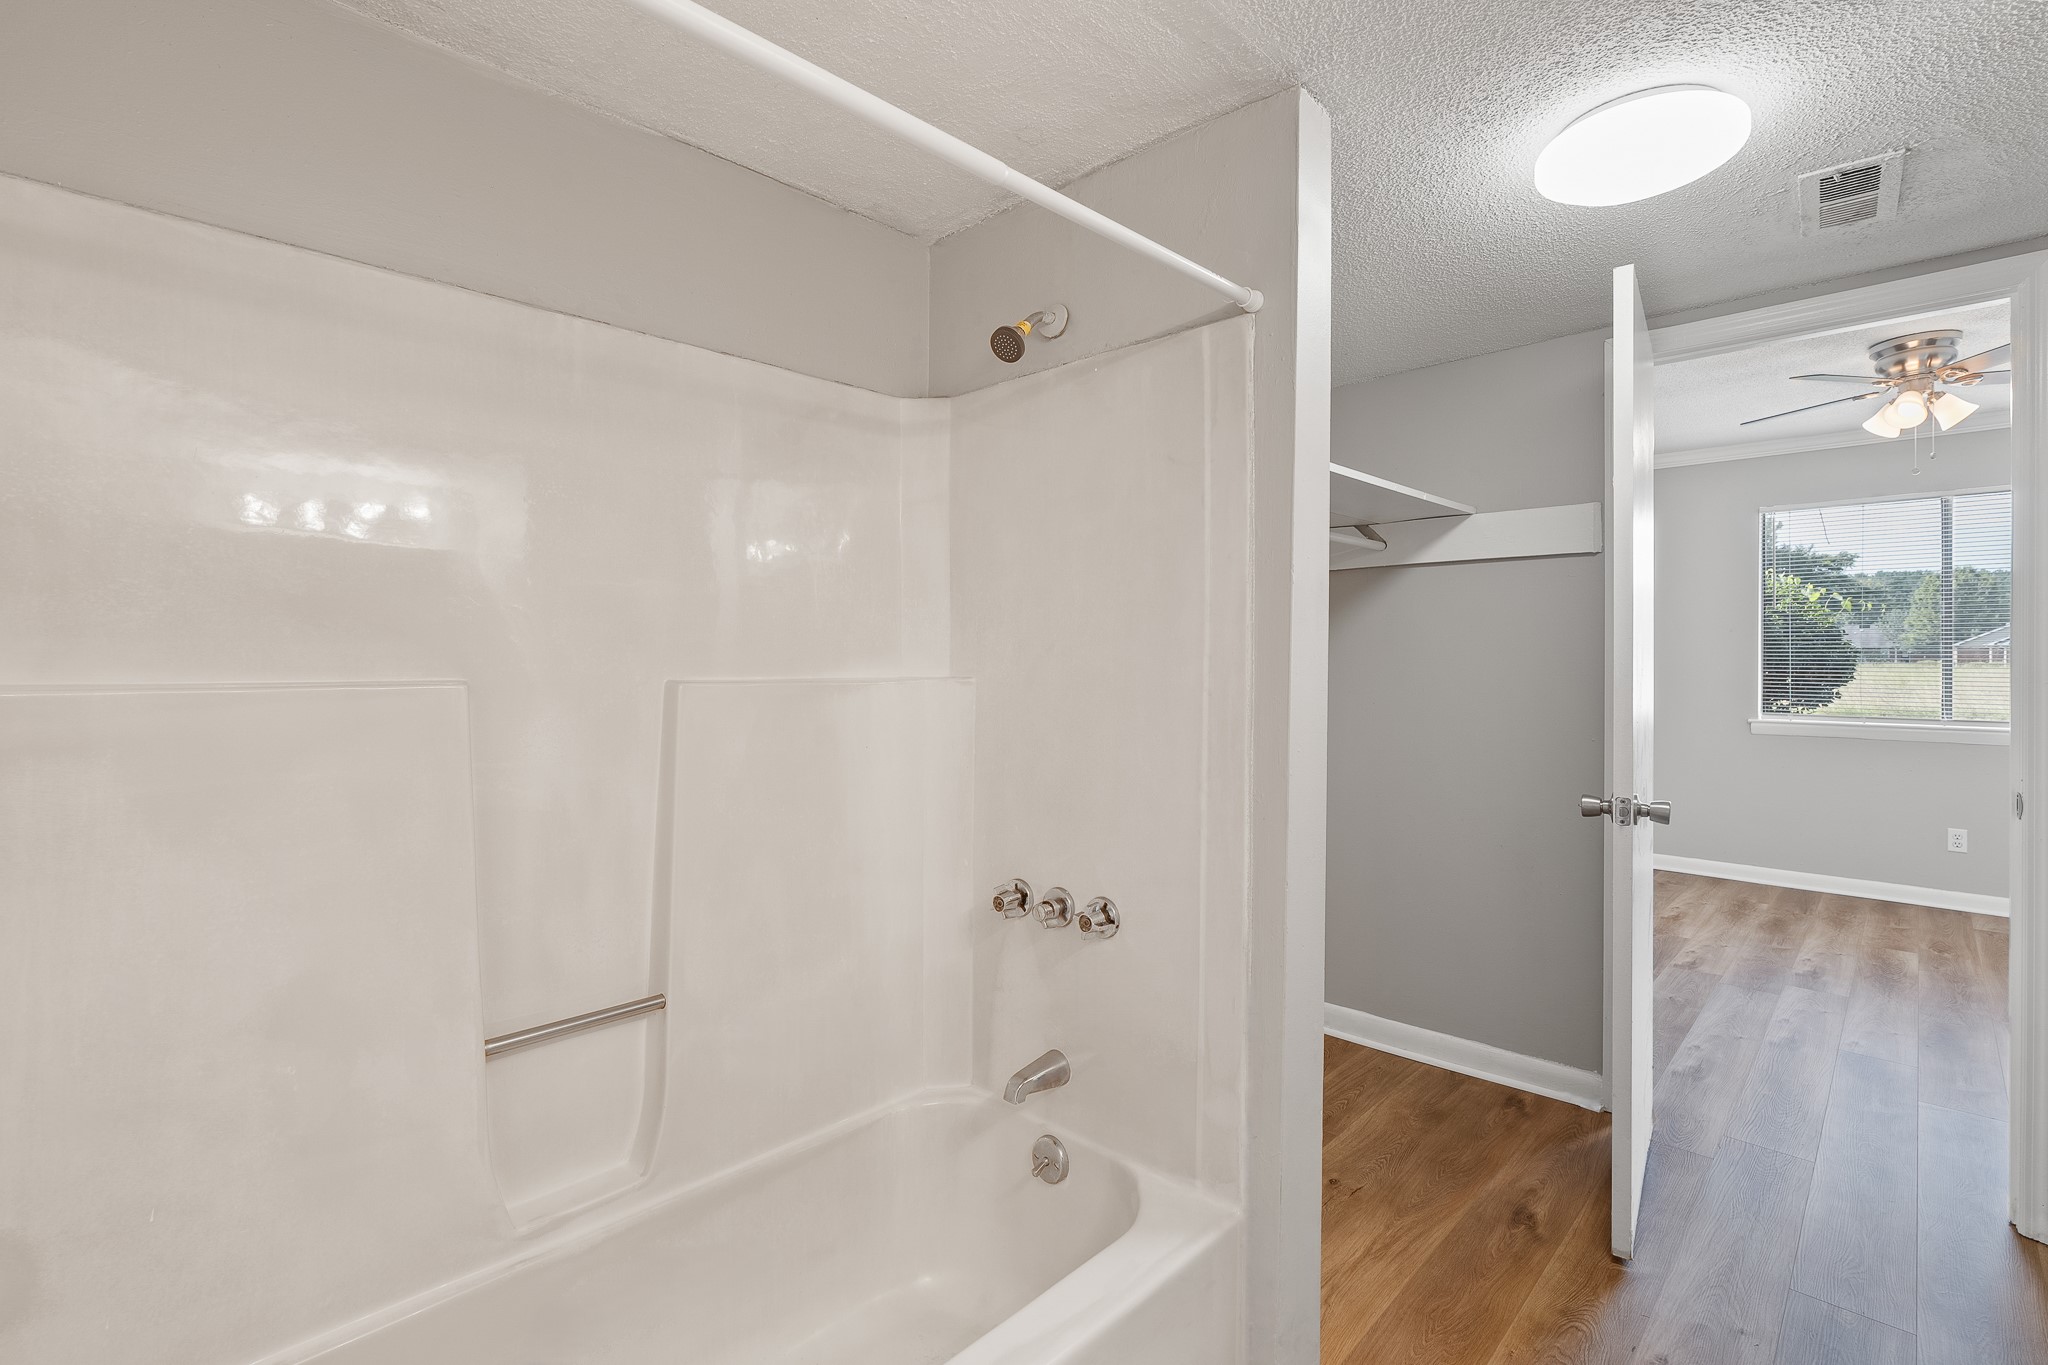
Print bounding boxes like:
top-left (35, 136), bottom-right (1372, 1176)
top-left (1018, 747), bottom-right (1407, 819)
top-left (989, 304), bottom-right (1069, 363)
top-left (990, 324), bottom-right (1028, 363)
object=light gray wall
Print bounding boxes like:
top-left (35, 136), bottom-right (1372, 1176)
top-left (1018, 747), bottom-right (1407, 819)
top-left (0, 0), bottom-right (929, 396)
top-left (1657, 430), bottom-right (2012, 898)
top-left (1328, 316), bottom-right (2018, 1078)
top-left (934, 88), bottom-right (1333, 1363)
top-left (1327, 330), bottom-right (1608, 1071)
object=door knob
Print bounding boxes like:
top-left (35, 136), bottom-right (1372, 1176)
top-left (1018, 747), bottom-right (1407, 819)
top-left (1579, 794), bottom-right (1671, 827)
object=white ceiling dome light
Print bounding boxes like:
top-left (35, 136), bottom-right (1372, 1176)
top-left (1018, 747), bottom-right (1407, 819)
top-left (1535, 85), bottom-right (1753, 206)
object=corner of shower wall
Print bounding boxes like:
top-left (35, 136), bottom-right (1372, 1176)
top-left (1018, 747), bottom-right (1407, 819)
top-left (948, 319), bottom-right (1256, 1196)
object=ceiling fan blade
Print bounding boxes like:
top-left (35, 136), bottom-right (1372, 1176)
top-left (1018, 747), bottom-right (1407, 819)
top-left (1961, 370), bottom-right (2011, 385)
top-left (1948, 343), bottom-right (2012, 376)
top-left (1788, 372), bottom-right (1884, 384)
top-left (1740, 391), bottom-right (1883, 426)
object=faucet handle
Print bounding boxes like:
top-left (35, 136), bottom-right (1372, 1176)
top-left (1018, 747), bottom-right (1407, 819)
top-left (1079, 897), bottom-right (1120, 940)
top-left (992, 879), bottom-right (1033, 919)
top-left (1036, 887), bottom-right (1075, 928)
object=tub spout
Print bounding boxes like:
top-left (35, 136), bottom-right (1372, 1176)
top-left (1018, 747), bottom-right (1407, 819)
top-left (1004, 1049), bottom-right (1070, 1104)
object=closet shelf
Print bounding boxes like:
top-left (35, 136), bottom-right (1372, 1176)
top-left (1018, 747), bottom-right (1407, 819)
top-left (1328, 464), bottom-right (1474, 529)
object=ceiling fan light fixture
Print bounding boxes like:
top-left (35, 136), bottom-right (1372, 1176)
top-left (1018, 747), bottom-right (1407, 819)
top-left (1533, 85), bottom-right (1752, 207)
top-left (1930, 390), bottom-right (1979, 431)
top-left (1889, 390), bottom-right (1930, 428)
top-left (1862, 406), bottom-right (1905, 439)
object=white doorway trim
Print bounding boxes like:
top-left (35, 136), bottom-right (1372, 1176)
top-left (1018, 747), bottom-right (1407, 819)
top-left (1648, 249), bottom-right (2048, 1240)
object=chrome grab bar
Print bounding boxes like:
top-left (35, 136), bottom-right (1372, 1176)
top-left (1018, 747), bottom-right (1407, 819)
top-left (483, 993), bottom-right (666, 1059)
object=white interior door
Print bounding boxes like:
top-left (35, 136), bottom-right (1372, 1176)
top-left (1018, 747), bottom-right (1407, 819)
top-left (1598, 263), bottom-right (1659, 1259)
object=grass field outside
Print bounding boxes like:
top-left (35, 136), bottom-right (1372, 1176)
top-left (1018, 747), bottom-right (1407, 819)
top-left (1806, 658), bottom-right (2010, 722)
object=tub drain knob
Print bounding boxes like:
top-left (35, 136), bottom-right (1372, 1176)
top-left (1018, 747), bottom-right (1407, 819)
top-left (1031, 1134), bottom-right (1069, 1185)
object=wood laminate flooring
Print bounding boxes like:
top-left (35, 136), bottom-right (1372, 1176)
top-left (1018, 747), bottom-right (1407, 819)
top-left (1321, 872), bottom-right (2048, 1364)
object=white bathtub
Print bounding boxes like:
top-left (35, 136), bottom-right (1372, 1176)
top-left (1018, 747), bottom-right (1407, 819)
top-left (293, 1091), bottom-right (1240, 1365)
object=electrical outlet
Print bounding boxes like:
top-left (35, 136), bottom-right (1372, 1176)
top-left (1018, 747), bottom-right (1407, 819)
top-left (1948, 827), bottom-right (1969, 853)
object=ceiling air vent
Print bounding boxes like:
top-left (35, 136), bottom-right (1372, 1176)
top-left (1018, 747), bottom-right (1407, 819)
top-left (1797, 151), bottom-right (1904, 233)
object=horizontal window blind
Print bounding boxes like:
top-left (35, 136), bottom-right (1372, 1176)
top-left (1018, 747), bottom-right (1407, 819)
top-left (1760, 490), bottom-right (2012, 725)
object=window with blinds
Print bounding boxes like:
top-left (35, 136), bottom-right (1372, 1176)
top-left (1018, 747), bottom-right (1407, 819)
top-left (1760, 490), bottom-right (2012, 726)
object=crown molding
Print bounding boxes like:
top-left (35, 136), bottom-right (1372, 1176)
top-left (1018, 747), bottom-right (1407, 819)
top-left (1650, 252), bottom-right (2047, 364)
top-left (1657, 411), bottom-right (2014, 468)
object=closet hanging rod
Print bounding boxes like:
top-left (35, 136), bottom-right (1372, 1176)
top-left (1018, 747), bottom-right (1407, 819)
top-left (624, 0), bottom-right (1265, 314)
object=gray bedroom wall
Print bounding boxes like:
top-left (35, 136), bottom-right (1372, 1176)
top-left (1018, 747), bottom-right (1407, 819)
top-left (0, 0), bottom-right (930, 396)
top-left (1657, 428), bottom-right (2013, 901)
top-left (1327, 328), bottom-right (1609, 1072)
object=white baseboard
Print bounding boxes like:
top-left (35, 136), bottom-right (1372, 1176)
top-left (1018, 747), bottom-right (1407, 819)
top-left (1323, 1002), bottom-right (1606, 1111)
top-left (1654, 854), bottom-right (2009, 918)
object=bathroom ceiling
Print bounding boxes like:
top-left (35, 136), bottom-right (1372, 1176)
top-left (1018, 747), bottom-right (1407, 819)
top-left (330, 0), bottom-right (2048, 386)
top-left (1656, 299), bottom-right (2012, 459)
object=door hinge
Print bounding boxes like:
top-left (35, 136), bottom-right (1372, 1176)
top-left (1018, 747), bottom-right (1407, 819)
top-left (2017, 791), bottom-right (2026, 820)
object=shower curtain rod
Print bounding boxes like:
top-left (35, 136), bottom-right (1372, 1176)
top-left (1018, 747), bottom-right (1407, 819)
top-left (625, 0), bottom-right (1265, 314)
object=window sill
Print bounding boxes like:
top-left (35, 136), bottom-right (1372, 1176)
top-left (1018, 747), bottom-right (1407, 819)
top-left (1749, 717), bottom-right (2010, 745)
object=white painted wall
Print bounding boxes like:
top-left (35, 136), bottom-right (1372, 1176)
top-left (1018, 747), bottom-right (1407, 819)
top-left (1656, 430), bottom-right (2012, 899)
top-left (933, 88), bottom-right (1335, 1362)
top-left (1327, 330), bottom-right (1609, 1072)
top-left (0, 0), bottom-right (930, 396)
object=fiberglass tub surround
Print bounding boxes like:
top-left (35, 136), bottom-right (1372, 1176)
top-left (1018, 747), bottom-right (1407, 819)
top-left (0, 171), bottom-right (1252, 1363)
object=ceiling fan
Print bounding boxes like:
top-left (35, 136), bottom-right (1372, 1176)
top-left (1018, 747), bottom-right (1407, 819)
top-left (1741, 331), bottom-right (2011, 439)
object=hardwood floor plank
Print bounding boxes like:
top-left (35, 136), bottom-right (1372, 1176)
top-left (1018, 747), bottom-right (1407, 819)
top-left (1320, 876), bottom-right (2026, 1365)
top-left (1918, 1103), bottom-right (2048, 1365)
top-left (1854, 897), bottom-right (1926, 955)
top-left (1323, 1063), bottom-right (1579, 1359)
top-left (1654, 930), bottom-right (1687, 975)
top-left (1658, 876), bottom-right (1736, 935)
top-left (1791, 1051), bottom-right (1917, 1331)
top-left (1920, 1003), bottom-right (2007, 1119)
top-left (1652, 982), bottom-right (1779, 1157)
top-left (1788, 944), bottom-right (1855, 998)
top-left (1687, 880), bottom-right (1775, 948)
top-left (1801, 895), bottom-right (1865, 957)
top-left (1753, 887), bottom-right (1822, 947)
top-left (1346, 1112), bottom-right (1607, 1365)
top-left (1772, 1292), bottom-right (1915, 1365)
top-left (1662, 935), bottom-right (1736, 977)
top-left (1838, 946), bottom-right (1918, 1068)
top-left (1919, 906), bottom-right (1997, 1020)
top-left (1969, 918), bottom-right (2011, 1019)
top-left (1654, 964), bottom-right (1722, 1079)
top-left (1635, 1138), bottom-right (1815, 1365)
top-left (1726, 986), bottom-right (1848, 1161)
top-left (1483, 1141), bottom-right (1714, 1365)
top-left (1722, 939), bottom-right (1800, 995)
top-left (1324, 1035), bottom-right (1419, 1141)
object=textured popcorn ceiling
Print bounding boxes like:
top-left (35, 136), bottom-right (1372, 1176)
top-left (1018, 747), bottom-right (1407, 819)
top-left (1658, 301), bottom-right (2012, 456)
top-left (330, 0), bottom-right (2048, 385)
